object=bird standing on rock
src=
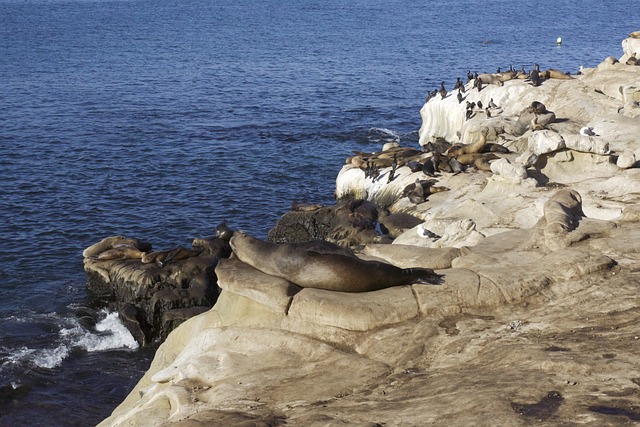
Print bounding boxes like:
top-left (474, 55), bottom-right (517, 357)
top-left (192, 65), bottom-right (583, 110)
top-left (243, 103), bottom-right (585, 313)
top-left (439, 81), bottom-right (447, 99)
top-left (457, 90), bottom-right (463, 104)
top-left (454, 78), bottom-right (463, 90)
top-left (530, 68), bottom-right (541, 87)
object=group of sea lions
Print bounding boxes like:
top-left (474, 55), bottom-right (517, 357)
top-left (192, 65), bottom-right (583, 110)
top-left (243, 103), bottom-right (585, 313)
top-left (84, 222), bottom-right (442, 292)
top-left (83, 222), bottom-right (233, 267)
top-left (346, 126), bottom-right (509, 196)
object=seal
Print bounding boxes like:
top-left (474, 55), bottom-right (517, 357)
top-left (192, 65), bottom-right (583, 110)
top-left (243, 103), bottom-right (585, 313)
top-left (229, 232), bottom-right (441, 292)
top-left (141, 246), bottom-right (203, 267)
top-left (448, 127), bottom-right (489, 157)
top-left (83, 236), bottom-right (152, 258)
top-left (96, 246), bottom-right (148, 260)
top-left (215, 221), bottom-right (234, 240)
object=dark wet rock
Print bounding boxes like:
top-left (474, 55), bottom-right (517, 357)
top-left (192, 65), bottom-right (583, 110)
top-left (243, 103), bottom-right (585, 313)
top-left (268, 199), bottom-right (387, 246)
top-left (511, 391), bottom-right (564, 420)
top-left (85, 254), bottom-right (221, 345)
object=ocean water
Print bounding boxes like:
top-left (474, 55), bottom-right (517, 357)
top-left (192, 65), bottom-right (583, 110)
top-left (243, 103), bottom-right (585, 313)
top-left (0, 0), bottom-right (634, 424)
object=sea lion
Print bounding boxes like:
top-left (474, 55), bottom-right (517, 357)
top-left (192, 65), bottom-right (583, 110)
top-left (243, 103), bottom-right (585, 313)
top-left (96, 246), bottom-right (148, 261)
top-left (477, 73), bottom-right (504, 86)
top-left (229, 232), bottom-right (441, 292)
top-left (543, 69), bottom-right (573, 79)
top-left (448, 127), bottom-right (489, 157)
top-left (291, 202), bottom-right (323, 212)
top-left (630, 31), bottom-right (640, 39)
top-left (192, 236), bottom-right (232, 258)
top-left (378, 212), bottom-right (424, 239)
top-left (83, 236), bottom-right (152, 258)
top-left (141, 246), bottom-right (203, 267)
top-left (215, 221), bottom-right (234, 240)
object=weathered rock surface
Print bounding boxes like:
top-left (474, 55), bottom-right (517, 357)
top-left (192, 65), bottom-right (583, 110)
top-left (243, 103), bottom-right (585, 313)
top-left (99, 37), bottom-right (640, 426)
top-left (85, 243), bottom-right (223, 345)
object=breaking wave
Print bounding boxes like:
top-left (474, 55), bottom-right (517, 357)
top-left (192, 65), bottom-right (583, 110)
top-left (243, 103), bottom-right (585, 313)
top-left (1, 310), bottom-right (138, 371)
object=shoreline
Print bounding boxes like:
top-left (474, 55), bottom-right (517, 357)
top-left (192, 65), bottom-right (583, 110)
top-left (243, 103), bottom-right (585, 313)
top-left (98, 36), bottom-right (640, 426)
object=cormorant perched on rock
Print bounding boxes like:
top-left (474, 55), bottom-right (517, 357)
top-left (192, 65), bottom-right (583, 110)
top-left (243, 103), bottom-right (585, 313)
top-left (454, 77), bottom-right (463, 90)
top-left (477, 100), bottom-right (483, 109)
top-left (467, 69), bottom-right (473, 83)
top-left (530, 68), bottom-right (541, 87)
top-left (488, 98), bottom-right (498, 109)
top-left (439, 81), bottom-right (447, 99)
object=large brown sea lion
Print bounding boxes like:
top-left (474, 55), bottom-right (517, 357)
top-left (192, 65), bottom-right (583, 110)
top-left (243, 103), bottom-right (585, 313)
top-left (229, 232), bottom-right (441, 292)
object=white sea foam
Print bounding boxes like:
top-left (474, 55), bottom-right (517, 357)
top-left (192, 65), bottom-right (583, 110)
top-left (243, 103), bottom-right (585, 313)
top-left (74, 311), bottom-right (139, 351)
top-left (3, 345), bottom-right (69, 369)
top-left (3, 310), bottom-right (138, 371)
top-left (369, 127), bottom-right (401, 142)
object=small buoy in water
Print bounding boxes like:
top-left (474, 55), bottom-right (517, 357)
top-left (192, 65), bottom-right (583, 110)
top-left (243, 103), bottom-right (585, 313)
top-left (556, 36), bottom-right (562, 45)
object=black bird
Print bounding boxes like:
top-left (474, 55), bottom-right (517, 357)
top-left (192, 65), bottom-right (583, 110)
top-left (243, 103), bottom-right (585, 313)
top-left (477, 100), bottom-right (483, 109)
top-left (439, 81), bottom-right (447, 99)
top-left (467, 69), bottom-right (473, 83)
top-left (475, 78), bottom-right (483, 92)
top-left (466, 109), bottom-right (474, 120)
top-left (530, 69), bottom-right (541, 87)
top-left (454, 77), bottom-right (463, 90)
top-left (425, 92), bottom-right (432, 103)
top-left (497, 66), bottom-right (501, 73)
top-left (456, 90), bottom-right (463, 104)
top-left (488, 98), bottom-right (498, 109)
top-left (485, 107), bottom-right (492, 118)
top-left (473, 71), bottom-right (479, 80)
top-left (459, 83), bottom-right (466, 93)
top-left (448, 157), bottom-right (464, 174)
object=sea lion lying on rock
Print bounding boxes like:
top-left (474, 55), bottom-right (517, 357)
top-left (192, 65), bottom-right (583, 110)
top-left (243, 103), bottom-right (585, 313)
top-left (141, 246), bottom-right (203, 267)
top-left (82, 236), bottom-right (152, 258)
top-left (229, 231), bottom-right (441, 292)
top-left (514, 102), bottom-right (556, 136)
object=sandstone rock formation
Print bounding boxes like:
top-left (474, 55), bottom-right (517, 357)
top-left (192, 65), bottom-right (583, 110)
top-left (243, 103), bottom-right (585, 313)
top-left (99, 37), bottom-right (640, 426)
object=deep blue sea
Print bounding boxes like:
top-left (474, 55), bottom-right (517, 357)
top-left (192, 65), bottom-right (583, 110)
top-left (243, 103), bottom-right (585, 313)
top-left (0, 0), bottom-right (634, 424)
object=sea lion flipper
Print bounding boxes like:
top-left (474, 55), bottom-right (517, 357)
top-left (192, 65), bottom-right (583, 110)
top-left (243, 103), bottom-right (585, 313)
top-left (405, 267), bottom-right (442, 285)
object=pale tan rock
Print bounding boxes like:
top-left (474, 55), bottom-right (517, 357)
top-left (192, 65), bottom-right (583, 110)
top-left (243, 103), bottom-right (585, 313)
top-left (489, 158), bottom-right (528, 181)
top-left (616, 151), bottom-right (636, 168)
top-left (215, 257), bottom-right (300, 315)
top-left (529, 129), bottom-right (565, 155)
top-left (287, 286), bottom-right (419, 331)
top-left (362, 244), bottom-right (460, 269)
top-left (562, 134), bottom-right (610, 154)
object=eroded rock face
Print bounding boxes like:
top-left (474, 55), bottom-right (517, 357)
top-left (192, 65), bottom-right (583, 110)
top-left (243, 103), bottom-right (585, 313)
top-left (84, 241), bottom-right (224, 345)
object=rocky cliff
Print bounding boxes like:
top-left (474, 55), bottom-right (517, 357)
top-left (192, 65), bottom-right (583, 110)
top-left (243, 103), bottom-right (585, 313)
top-left (98, 36), bottom-right (640, 426)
